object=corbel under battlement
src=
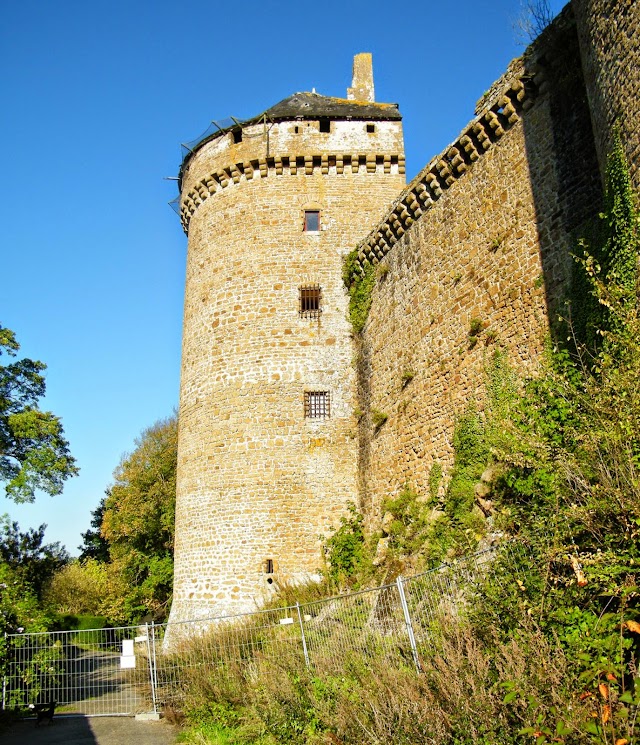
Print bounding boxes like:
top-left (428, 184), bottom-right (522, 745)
top-left (179, 153), bottom-right (406, 234)
top-left (353, 68), bottom-right (541, 274)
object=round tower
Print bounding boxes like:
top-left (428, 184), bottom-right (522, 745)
top-left (168, 54), bottom-right (405, 627)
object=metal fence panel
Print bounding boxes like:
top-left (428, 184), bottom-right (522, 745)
top-left (296, 583), bottom-right (407, 672)
top-left (4, 625), bottom-right (151, 716)
top-left (152, 605), bottom-right (308, 710)
top-left (2, 545), bottom-right (509, 718)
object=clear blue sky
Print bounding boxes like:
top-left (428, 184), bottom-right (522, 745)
top-left (0, 0), bottom-right (567, 554)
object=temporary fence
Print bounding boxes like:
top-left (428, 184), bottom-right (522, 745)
top-left (2, 623), bottom-right (154, 717)
top-left (3, 542), bottom-right (523, 718)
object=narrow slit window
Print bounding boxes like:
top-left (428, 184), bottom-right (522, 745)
top-left (305, 391), bottom-right (330, 418)
top-left (265, 559), bottom-right (274, 574)
top-left (366, 123), bottom-right (375, 133)
top-left (304, 210), bottom-right (320, 232)
top-left (299, 285), bottom-right (322, 318)
top-left (319, 118), bottom-right (331, 133)
top-left (232, 128), bottom-right (242, 143)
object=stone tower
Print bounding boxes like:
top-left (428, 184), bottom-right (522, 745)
top-left (168, 54), bottom-right (405, 626)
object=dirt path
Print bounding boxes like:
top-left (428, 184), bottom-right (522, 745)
top-left (0, 716), bottom-right (179, 744)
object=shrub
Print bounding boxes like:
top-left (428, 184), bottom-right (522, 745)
top-left (323, 504), bottom-right (370, 585)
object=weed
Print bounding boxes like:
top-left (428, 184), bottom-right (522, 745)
top-left (469, 317), bottom-right (484, 336)
top-left (401, 368), bottom-right (416, 387)
top-left (376, 262), bottom-right (390, 279)
top-left (428, 462), bottom-right (443, 506)
top-left (489, 235), bottom-right (504, 252)
top-left (371, 409), bottom-right (388, 428)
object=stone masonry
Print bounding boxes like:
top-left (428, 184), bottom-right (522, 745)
top-left (573, 0), bottom-right (640, 191)
top-left (168, 1), bottom-right (639, 627)
top-left (353, 1), bottom-right (635, 525)
top-left (168, 56), bottom-right (405, 625)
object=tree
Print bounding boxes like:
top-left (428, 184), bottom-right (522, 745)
top-left (0, 517), bottom-right (69, 600)
top-left (513, 0), bottom-right (554, 45)
top-left (78, 494), bottom-right (109, 561)
top-left (100, 415), bottom-right (178, 622)
top-left (0, 326), bottom-right (78, 502)
top-left (0, 562), bottom-right (51, 635)
top-left (43, 558), bottom-right (126, 618)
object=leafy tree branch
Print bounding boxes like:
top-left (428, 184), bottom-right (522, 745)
top-left (0, 326), bottom-right (78, 502)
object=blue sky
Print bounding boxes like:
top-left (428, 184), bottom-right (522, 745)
top-left (0, 0), bottom-right (567, 554)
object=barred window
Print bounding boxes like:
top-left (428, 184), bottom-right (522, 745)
top-left (304, 210), bottom-right (320, 232)
top-left (299, 285), bottom-right (322, 318)
top-left (305, 391), bottom-right (330, 418)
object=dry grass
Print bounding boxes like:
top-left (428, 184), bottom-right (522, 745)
top-left (171, 606), bottom-right (593, 745)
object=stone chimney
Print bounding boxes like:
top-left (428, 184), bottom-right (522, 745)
top-left (347, 53), bottom-right (375, 103)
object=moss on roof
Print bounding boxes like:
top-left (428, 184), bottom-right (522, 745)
top-left (261, 91), bottom-right (401, 121)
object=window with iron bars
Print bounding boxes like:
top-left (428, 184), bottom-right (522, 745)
top-left (304, 391), bottom-right (330, 418)
top-left (299, 285), bottom-right (322, 318)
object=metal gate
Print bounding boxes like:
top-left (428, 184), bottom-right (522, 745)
top-left (3, 623), bottom-right (162, 717)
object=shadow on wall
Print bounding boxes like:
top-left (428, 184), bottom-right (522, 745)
top-left (521, 5), bottom-right (603, 333)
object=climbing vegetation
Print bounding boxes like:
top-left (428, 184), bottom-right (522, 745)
top-left (343, 248), bottom-right (376, 333)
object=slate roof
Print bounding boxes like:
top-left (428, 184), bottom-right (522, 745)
top-left (260, 91), bottom-right (402, 121)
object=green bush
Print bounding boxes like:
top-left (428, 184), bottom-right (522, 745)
top-left (323, 504), bottom-right (370, 586)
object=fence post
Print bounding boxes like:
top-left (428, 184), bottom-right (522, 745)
top-left (396, 576), bottom-right (421, 673)
top-left (2, 632), bottom-right (6, 711)
top-left (145, 623), bottom-right (158, 714)
top-left (296, 602), bottom-right (310, 668)
top-left (150, 622), bottom-right (159, 706)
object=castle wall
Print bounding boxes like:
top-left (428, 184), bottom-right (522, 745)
top-left (170, 119), bottom-right (405, 623)
top-left (355, 12), bottom-right (602, 523)
top-left (573, 0), bottom-right (640, 190)
top-left (169, 4), bottom-right (639, 622)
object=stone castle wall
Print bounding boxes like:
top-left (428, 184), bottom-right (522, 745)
top-left (169, 1), bottom-right (639, 623)
top-left (170, 116), bottom-right (405, 623)
top-left (573, 0), bottom-right (640, 190)
top-left (354, 8), bottom-right (603, 523)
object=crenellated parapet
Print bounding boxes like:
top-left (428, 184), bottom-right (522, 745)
top-left (353, 69), bottom-right (539, 272)
top-left (179, 152), bottom-right (406, 233)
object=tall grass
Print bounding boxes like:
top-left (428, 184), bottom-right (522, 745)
top-left (168, 583), bottom-right (597, 745)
